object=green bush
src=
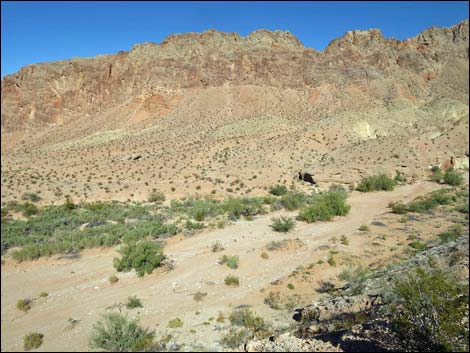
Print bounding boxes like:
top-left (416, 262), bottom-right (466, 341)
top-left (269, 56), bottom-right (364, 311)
top-left (430, 167), bottom-right (444, 183)
top-left (148, 192), bottom-right (166, 203)
top-left (184, 220), bottom-right (205, 230)
top-left (23, 332), bottom-right (43, 351)
top-left (16, 298), bottom-right (32, 312)
top-left (356, 174), bottom-right (395, 192)
top-left (297, 190), bottom-right (350, 223)
top-left (390, 267), bottom-right (469, 352)
top-left (20, 202), bottom-right (39, 217)
top-left (394, 171), bottom-right (407, 183)
top-left (408, 241), bottom-right (426, 251)
top-left (229, 308), bottom-right (266, 333)
top-left (113, 241), bottom-right (164, 277)
top-left (126, 296), bottom-right (143, 309)
top-left (219, 255), bottom-right (239, 269)
top-left (389, 201), bottom-right (408, 214)
top-left (89, 313), bottom-right (155, 352)
top-left (437, 226), bottom-right (461, 244)
top-left (443, 169), bottom-right (463, 186)
top-left (168, 318), bottom-right (183, 328)
top-left (278, 191), bottom-right (309, 211)
top-left (270, 216), bottom-right (295, 232)
top-left (269, 185), bottom-right (288, 196)
top-left (224, 275), bottom-right (240, 286)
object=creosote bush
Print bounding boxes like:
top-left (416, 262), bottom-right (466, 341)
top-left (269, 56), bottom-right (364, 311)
top-left (270, 216), bottom-right (295, 232)
top-left (89, 313), bottom-right (155, 352)
top-left (297, 190), bottom-right (350, 223)
top-left (113, 241), bottom-right (164, 277)
top-left (356, 174), bottom-right (395, 192)
top-left (224, 275), bottom-right (240, 286)
top-left (390, 267), bottom-right (469, 352)
top-left (23, 332), bottom-right (44, 351)
top-left (219, 255), bottom-right (239, 269)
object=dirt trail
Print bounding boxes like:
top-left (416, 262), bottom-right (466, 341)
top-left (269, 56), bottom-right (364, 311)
top-left (1, 181), bottom-right (441, 352)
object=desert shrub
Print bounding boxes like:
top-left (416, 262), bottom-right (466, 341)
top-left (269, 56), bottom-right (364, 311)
top-left (269, 185), bottom-right (288, 196)
top-left (17, 298), bottom-right (32, 312)
top-left (394, 171), bottom-right (407, 183)
top-left (278, 191), bottom-right (308, 211)
top-left (20, 202), bottom-right (39, 217)
top-left (109, 274), bottom-right (119, 284)
top-left (266, 239), bottom-right (288, 251)
top-left (406, 189), bottom-right (454, 213)
top-left (297, 190), bottom-right (350, 223)
top-left (389, 267), bottom-right (469, 352)
top-left (148, 192), bottom-right (165, 203)
top-left (193, 291), bottom-right (207, 301)
top-left (229, 308), bottom-right (266, 333)
top-left (113, 241), bottom-right (164, 277)
top-left (39, 292), bottom-right (48, 298)
top-left (220, 328), bottom-right (249, 348)
top-left (222, 197), bottom-right (265, 220)
top-left (184, 220), bottom-right (205, 230)
top-left (23, 332), bottom-right (43, 351)
top-left (358, 225), bottom-right (369, 231)
top-left (437, 226), bottom-right (461, 244)
top-left (224, 275), bottom-right (240, 286)
top-left (211, 241), bottom-right (224, 252)
top-left (219, 255), bottom-right (239, 269)
top-left (408, 241), bottom-right (426, 251)
top-left (89, 313), bottom-right (155, 352)
top-left (270, 216), bottom-right (295, 233)
top-left (316, 280), bottom-right (335, 294)
top-left (287, 283), bottom-right (295, 290)
top-left (126, 296), bottom-right (143, 309)
top-left (260, 252), bottom-right (269, 259)
top-left (168, 318), bottom-right (183, 328)
top-left (389, 201), bottom-right (408, 214)
top-left (64, 196), bottom-right (76, 211)
top-left (21, 193), bottom-right (42, 203)
top-left (443, 169), bottom-right (463, 186)
top-left (264, 291), bottom-right (282, 310)
top-left (338, 266), bottom-right (370, 295)
top-left (430, 167), bottom-right (444, 183)
top-left (356, 174), bottom-right (395, 192)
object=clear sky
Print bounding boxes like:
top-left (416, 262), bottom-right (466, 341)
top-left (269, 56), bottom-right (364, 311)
top-left (1, 1), bottom-right (468, 77)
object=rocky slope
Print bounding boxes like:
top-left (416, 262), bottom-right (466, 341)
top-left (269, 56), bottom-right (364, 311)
top-left (1, 21), bottom-right (469, 204)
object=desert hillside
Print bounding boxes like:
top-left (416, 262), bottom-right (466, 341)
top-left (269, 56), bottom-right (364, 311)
top-left (1, 21), bottom-right (469, 204)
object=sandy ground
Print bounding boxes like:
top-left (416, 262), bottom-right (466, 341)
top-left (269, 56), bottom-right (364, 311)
top-left (1, 181), bottom-right (442, 352)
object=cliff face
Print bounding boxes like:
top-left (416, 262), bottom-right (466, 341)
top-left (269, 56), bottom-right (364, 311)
top-left (1, 20), bottom-right (468, 137)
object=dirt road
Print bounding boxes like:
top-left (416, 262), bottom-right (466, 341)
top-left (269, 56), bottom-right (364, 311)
top-left (1, 181), bottom-right (441, 351)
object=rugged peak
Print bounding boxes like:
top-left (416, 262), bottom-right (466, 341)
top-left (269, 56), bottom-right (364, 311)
top-left (325, 28), bottom-right (386, 52)
top-left (416, 19), bottom-right (469, 45)
top-left (245, 29), bottom-right (304, 48)
top-left (157, 28), bottom-right (303, 49)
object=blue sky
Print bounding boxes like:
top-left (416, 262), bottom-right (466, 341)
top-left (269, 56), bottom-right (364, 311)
top-left (1, 1), bottom-right (468, 77)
